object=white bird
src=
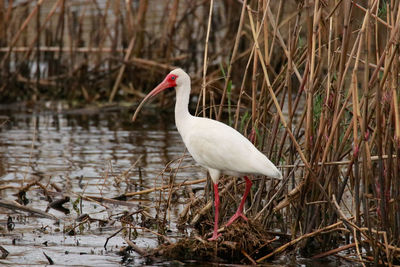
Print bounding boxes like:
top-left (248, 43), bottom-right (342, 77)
top-left (132, 68), bottom-right (282, 241)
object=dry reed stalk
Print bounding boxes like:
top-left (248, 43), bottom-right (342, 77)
top-left (247, 6), bottom-right (312, 174)
top-left (91, 0), bottom-right (113, 42)
top-left (92, 0), bottom-right (111, 70)
top-left (352, 1), bottom-right (391, 27)
top-left (262, 0), bottom-right (270, 68)
top-left (280, 154), bottom-right (398, 169)
top-left (368, 15), bottom-right (400, 90)
top-left (275, 59), bottom-right (308, 171)
top-left (54, 0), bottom-right (65, 80)
top-left (330, 194), bottom-right (391, 265)
top-left (0, 0), bottom-right (45, 67)
top-left (125, 0), bottom-right (134, 38)
top-left (351, 3), bottom-right (371, 229)
top-left (305, 0), bottom-right (319, 160)
top-left (254, 165), bottom-right (295, 221)
top-left (0, 1), bottom-right (5, 48)
top-left (65, 2), bottom-right (85, 74)
top-left (109, 0), bottom-right (148, 102)
top-left (330, 1), bottom-right (351, 181)
top-left (267, 0), bottom-right (282, 65)
top-left (375, 38), bottom-right (384, 234)
top-left (66, 3), bottom-right (73, 69)
top-left (23, 0), bottom-right (62, 60)
top-left (361, 0), bottom-right (373, 249)
top-left (267, 82), bottom-right (285, 159)
top-left (312, 243), bottom-right (357, 259)
top-left (265, 5), bottom-right (302, 82)
top-left (302, 0), bottom-right (319, 234)
top-left (109, 34), bottom-right (136, 102)
top-left (161, 0), bottom-right (179, 60)
top-left (256, 221), bottom-right (344, 262)
top-left (111, 0), bottom-right (121, 57)
top-left (200, 0), bottom-right (214, 118)
top-left (233, 44), bottom-right (255, 129)
top-left (123, 178), bottom-right (206, 197)
top-left (251, 0), bottom-right (261, 134)
top-left (393, 66), bottom-right (400, 239)
top-left (275, 33), bottom-right (294, 161)
top-left (161, 150), bottom-right (189, 228)
top-left (285, 21), bottom-right (296, 188)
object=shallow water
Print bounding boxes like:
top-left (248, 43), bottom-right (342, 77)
top-left (0, 102), bottom-right (205, 266)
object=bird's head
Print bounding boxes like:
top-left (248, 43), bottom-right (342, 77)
top-left (131, 68), bottom-right (189, 121)
top-left (169, 68), bottom-right (190, 88)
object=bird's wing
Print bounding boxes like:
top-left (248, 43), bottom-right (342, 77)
top-left (184, 118), bottom-right (266, 175)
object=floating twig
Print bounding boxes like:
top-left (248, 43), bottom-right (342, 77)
top-left (0, 200), bottom-right (58, 220)
top-left (123, 178), bottom-right (206, 198)
top-left (0, 245), bottom-right (9, 259)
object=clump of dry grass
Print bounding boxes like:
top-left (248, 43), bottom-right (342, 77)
top-left (155, 220), bottom-right (276, 264)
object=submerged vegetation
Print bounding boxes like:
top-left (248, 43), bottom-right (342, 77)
top-left (1, 0), bottom-right (400, 265)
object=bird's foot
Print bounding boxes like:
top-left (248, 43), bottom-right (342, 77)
top-left (207, 232), bottom-right (222, 241)
top-left (226, 212), bottom-right (248, 226)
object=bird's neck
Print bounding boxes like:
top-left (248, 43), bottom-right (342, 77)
top-left (174, 84), bottom-right (193, 134)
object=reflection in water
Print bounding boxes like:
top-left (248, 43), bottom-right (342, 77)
top-left (0, 103), bottom-right (205, 266)
top-left (0, 105), bottom-right (203, 194)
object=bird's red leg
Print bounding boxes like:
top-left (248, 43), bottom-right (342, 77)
top-left (208, 183), bottom-right (222, 241)
top-left (226, 176), bottom-right (252, 226)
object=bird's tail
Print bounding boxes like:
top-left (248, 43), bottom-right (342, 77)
top-left (263, 158), bottom-right (282, 180)
top-left (269, 168), bottom-right (282, 180)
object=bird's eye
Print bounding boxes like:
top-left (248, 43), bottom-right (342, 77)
top-left (171, 76), bottom-right (176, 80)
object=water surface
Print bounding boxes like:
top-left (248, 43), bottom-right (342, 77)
top-left (0, 102), bottom-right (204, 266)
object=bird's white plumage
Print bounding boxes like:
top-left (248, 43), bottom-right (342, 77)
top-left (169, 68), bottom-right (282, 183)
top-left (182, 117), bottom-right (281, 182)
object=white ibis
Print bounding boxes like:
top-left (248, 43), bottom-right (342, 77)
top-left (132, 68), bottom-right (282, 241)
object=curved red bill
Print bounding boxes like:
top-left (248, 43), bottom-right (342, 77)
top-left (131, 75), bottom-right (176, 122)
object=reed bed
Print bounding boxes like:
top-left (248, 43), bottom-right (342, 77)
top-left (1, 0), bottom-right (400, 265)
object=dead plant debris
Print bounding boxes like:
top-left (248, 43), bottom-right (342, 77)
top-left (153, 221), bottom-right (277, 264)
